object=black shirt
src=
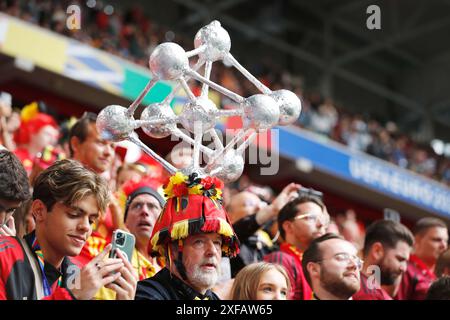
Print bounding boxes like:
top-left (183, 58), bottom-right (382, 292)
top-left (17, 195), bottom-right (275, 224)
top-left (135, 268), bottom-right (220, 300)
top-left (231, 214), bottom-right (275, 277)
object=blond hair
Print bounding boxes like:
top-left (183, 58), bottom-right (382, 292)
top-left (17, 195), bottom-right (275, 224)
top-left (230, 262), bottom-right (291, 300)
top-left (32, 159), bottom-right (110, 216)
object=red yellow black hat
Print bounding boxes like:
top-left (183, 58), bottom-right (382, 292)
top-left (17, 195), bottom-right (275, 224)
top-left (149, 172), bottom-right (239, 257)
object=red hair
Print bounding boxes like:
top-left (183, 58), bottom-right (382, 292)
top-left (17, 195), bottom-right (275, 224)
top-left (15, 113), bottom-right (59, 145)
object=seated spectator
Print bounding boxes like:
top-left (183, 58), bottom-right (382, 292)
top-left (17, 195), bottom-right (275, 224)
top-left (367, 128), bottom-right (394, 161)
top-left (390, 135), bottom-right (409, 168)
top-left (309, 99), bottom-right (338, 137)
top-left (231, 262), bottom-right (290, 300)
top-left (302, 233), bottom-right (361, 300)
top-left (341, 115), bottom-right (372, 152)
top-left (409, 148), bottom-right (437, 179)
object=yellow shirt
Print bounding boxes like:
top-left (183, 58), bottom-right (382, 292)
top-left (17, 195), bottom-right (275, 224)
top-left (94, 249), bottom-right (158, 300)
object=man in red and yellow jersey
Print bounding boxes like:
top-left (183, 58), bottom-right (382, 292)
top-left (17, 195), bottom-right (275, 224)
top-left (264, 194), bottom-right (329, 300)
top-left (395, 217), bottom-right (448, 300)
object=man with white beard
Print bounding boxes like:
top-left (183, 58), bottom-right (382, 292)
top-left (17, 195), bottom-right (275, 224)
top-left (135, 172), bottom-right (239, 300)
top-left (302, 233), bottom-right (361, 300)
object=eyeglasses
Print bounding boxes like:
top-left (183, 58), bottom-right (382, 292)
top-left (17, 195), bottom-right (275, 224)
top-left (292, 212), bottom-right (329, 226)
top-left (129, 201), bottom-right (161, 212)
top-left (316, 253), bottom-right (364, 270)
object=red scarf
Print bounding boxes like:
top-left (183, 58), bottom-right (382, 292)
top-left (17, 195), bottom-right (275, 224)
top-left (280, 242), bottom-right (304, 260)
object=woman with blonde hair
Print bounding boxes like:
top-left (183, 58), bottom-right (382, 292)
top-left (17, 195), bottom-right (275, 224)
top-left (231, 262), bottom-right (291, 300)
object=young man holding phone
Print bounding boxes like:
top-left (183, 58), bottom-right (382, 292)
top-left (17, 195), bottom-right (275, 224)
top-left (0, 159), bottom-right (138, 300)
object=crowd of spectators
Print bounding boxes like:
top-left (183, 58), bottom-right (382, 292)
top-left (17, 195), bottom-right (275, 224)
top-left (1, 0), bottom-right (450, 186)
top-left (1, 0), bottom-right (450, 302)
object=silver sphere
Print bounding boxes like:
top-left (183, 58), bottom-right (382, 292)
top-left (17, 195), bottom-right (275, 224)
top-left (180, 166), bottom-right (206, 179)
top-left (179, 97), bottom-right (216, 134)
top-left (242, 94), bottom-right (280, 131)
top-left (96, 105), bottom-right (134, 142)
top-left (194, 20), bottom-right (231, 62)
top-left (149, 42), bottom-right (189, 80)
top-left (208, 150), bottom-right (244, 183)
top-left (141, 103), bottom-right (177, 139)
top-left (270, 90), bottom-right (302, 126)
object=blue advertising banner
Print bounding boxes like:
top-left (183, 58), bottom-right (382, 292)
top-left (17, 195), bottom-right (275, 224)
top-left (278, 126), bottom-right (450, 218)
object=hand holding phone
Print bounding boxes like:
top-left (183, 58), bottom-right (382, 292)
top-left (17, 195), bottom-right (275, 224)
top-left (109, 229), bottom-right (135, 263)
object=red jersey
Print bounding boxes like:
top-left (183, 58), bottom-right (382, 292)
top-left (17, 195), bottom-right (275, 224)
top-left (395, 254), bottom-right (436, 300)
top-left (264, 243), bottom-right (312, 300)
top-left (0, 234), bottom-right (76, 300)
top-left (353, 273), bottom-right (393, 300)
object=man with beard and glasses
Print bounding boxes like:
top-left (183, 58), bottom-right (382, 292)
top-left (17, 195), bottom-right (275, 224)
top-left (135, 173), bottom-right (239, 300)
top-left (353, 220), bottom-right (414, 300)
top-left (302, 233), bottom-right (361, 300)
